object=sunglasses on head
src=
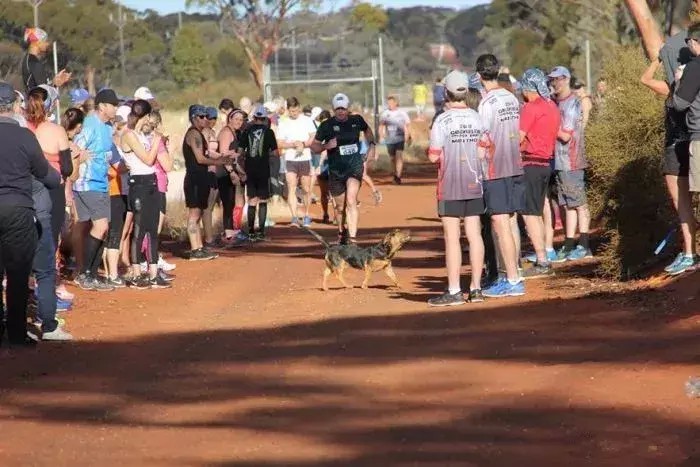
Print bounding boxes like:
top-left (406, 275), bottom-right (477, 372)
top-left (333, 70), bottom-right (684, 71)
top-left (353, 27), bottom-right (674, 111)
top-left (686, 37), bottom-right (697, 45)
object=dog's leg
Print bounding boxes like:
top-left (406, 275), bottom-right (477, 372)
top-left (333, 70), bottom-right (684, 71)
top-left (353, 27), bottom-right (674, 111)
top-left (385, 265), bottom-right (401, 288)
top-left (338, 263), bottom-right (352, 289)
top-left (361, 265), bottom-right (372, 289)
top-left (323, 266), bottom-right (332, 291)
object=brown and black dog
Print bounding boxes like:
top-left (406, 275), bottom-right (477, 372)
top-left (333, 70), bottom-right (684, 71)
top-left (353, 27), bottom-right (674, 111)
top-left (303, 228), bottom-right (411, 291)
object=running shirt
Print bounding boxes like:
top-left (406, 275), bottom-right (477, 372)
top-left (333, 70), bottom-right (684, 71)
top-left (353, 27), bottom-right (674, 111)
top-left (554, 94), bottom-right (587, 171)
top-left (121, 131), bottom-right (156, 176)
top-left (154, 138), bottom-right (169, 193)
top-left (429, 107), bottom-right (485, 201)
top-left (239, 123), bottom-right (278, 170)
top-left (182, 127), bottom-right (208, 178)
top-left (277, 114), bottom-right (316, 162)
top-left (73, 114), bottom-right (121, 193)
top-left (477, 87), bottom-right (522, 180)
top-left (413, 84), bottom-right (429, 105)
top-left (314, 114), bottom-right (368, 176)
top-left (519, 96), bottom-right (560, 166)
top-left (380, 109), bottom-right (410, 144)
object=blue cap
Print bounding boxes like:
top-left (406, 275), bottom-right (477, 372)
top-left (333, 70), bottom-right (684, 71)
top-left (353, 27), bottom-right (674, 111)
top-left (205, 106), bottom-right (218, 119)
top-left (69, 88), bottom-right (90, 105)
top-left (253, 104), bottom-right (267, 118)
top-left (467, 72), bottom-right (483, 92)
top-left (0, 81), bottom-right (15, 106)
top-left (189, 104), bottom-right (207, 120)
top-left (548, 66), bottom-right (571, 79)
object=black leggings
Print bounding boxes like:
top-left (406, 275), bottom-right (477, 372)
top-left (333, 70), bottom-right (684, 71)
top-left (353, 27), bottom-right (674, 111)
top-left (217, 175), bottom-right (235, 231)
top-left (48, 184), bottom-right (65, 249)
top-left (128, 174), bottom-right (159, 265)
top-left (106, 195), bottom-right (127, 249)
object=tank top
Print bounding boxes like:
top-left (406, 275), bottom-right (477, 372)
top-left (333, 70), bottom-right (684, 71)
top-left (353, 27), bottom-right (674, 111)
top-left (183, 127), bottom-right (208, 178)
top-left (27, 121), bottom-right (61, 172)
top-left (121, 130), bottom-right (156, 176)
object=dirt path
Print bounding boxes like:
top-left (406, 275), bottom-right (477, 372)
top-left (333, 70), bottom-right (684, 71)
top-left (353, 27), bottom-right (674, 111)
top-left (2, 164), bottom-right (700, 466)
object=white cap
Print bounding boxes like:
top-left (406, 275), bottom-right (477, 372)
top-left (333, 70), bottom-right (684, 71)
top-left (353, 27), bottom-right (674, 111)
top-left (310, 106), bottom-right (322, 120)
top-left (134, 86), bottom-right (155, 101)
top-left (263, 101), bottom-right (278, 113)
top-left (116, 104), bottom-right (131, 123)
top-left (332, 93), bottom-right (350, 110)
top-left (443, 71), bottom-right (469, 94)
top-left (37, 84), bottom-right (60, 106)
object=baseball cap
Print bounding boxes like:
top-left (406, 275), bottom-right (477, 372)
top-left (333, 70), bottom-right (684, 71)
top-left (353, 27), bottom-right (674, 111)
top-left (116, 105), bottom-right (131, 123)
top-left (444, 70), bottom-right (469, 94)
top-left (134, 86), bottom-right (155, 101)
top-left (548, 66), bottom-right (571, 79)
top-left (95, 88), bottom-right (120, 106)
top-left (332, 93), bottom-right (350, 110)
top-left (24, 27), bottom-right (48, 44)
top-left (467, 73), bottom-right (484, 92)
top-left (33, 85), bottom-right (59, 110)
top-left (205, 106), bottom-right (218, 119)
top-left (69, 88), bottom-right (90, 106)
top-left (188, 104), bottom-right (207, 120)
top-left (0, 82), bottom-right (16, 106)
top-left (253, 104), bottom-right (267, 118)
top-left (310, 106), bottom-right (322, 120)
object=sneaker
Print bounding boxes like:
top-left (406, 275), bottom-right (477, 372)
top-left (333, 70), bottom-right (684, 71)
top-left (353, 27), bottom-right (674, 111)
top-left (338, 229), bottom-right (349, 245)
top-left (393, 175), bottom-right (402, 185)
top-left (128, 275), bottom-right (152, 290)
top-left (428, 291), bottom-right (466, 307)
top-left (525, 249), bottom-right (556, 263)
top-left (149, 275), bottom-right (172, 289)
top-left (551, 247), bottom-right (572, 263)
top-left (265, 217), bottom-right (275, 227)
top-left (667, 255), bottom-right (695, 276)
top-left (56, 298), bottom-right (73, 312)
top-left (468, 289), bottom-right (485, 303)
top-left (42, 326), bottom-right (74, 341)
top-left (202, 247), bottom-right (220, 259)
top-left (92, 277), bottom-right (116, 292)
top-left (75, 273), bottom-right (93, 290)
top-left (251, 232), bottom-right (268, 242)
top-left (56, 285), bottom-right (75, 301)
top-left (322, 214), bottom-right (330, 224)
top-left (158, 269), bottom-right (175, 282)
top-left (483, 278), bottom-right (526, 298)
top-left (664, 253), bottom-right (685, 273)
top-left (291, 216), bottom-right (299, 226)
top-left (106, 277), bottom-right (127, 289)
top-left (566, 245), bottom-right (594, 261)
top-left (189, 248), bottom-right (217, 261)
top-left (302, 216), bottom-right (312, 227)
top-left (158, 255), bottom-right (176, 272)
top-left (522, 262), bottom-right (555, 280)
top-left (372, 190), bottom-right (383, 205)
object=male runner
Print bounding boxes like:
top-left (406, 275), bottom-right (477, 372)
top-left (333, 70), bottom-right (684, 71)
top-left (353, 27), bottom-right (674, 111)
top-left (380, 95), bottom-right (411, 185)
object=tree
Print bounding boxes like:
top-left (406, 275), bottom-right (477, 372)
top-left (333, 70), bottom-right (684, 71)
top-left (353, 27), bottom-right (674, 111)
top-left (445, 5), bottom-right (488, 66)
top-left (624, 0), bottom-right (663, 59)
top-left (187, 0), bottom-right (314, 88)
top-left (350, 3), bottom-right (388, 32)
top-left (168, 25), bottom-right (212, 86)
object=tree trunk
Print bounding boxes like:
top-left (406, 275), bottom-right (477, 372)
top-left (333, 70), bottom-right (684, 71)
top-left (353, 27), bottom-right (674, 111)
top-left (85, 65), bottom-right (96, 96)
top-left (249, 59), bottom-right (263, 89)
top-left (624, 0), bottom-right (665, 59)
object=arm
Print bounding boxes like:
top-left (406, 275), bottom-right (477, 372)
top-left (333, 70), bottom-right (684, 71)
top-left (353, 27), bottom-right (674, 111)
top-left (640, 59), bottom-right (670, 97)
top-left (122, 131), bottom-right (160, 166)
top-left (581, 97), bottom-right (593, 128)
top-left (673, 61), bottom-right (700, 111)
top-left (310, 122), bottom-right (332, 153)
top-left (185, 129), bottom-right (232, 166)
top-left (39, 166), bottom-right (61, 189)
top-left (156, 139), bottom-right (173, 172)
top-left (557, 103), bottom-right (578, 144)
top-left (363, 125), bottom-right (377, 161)
top-left (217, 127), bottom-right (235, 157)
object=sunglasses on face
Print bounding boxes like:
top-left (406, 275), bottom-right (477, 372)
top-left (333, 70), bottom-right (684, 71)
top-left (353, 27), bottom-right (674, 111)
top-left (196, 115), bottom-right (207, 119)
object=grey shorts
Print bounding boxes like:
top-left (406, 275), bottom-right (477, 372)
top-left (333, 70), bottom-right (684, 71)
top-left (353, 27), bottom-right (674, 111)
top-left (286, 160), bottom-right (311, 177)
top-left (556, 169), bottom-right (587, 208)
top-left (689, 140), bottom-right (700, 192)
top-left (73, 190), bottom-right (110, 222)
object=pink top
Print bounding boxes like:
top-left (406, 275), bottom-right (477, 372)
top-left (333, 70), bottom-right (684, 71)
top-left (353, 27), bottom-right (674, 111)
top-left (154, 139), bottom-right (169, 193)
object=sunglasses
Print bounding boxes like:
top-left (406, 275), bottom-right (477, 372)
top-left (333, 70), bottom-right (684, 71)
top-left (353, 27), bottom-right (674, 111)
top-left (686, 37), bottom-right (697, 45)
top-left (196, 115), bottom-right (207, 119)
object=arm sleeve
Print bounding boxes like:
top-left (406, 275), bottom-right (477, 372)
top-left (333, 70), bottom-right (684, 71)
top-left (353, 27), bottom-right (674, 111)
top-left (314, 122), bottom-right (329, 142)
top-left (358, 116), bottom-right (369, 132)
top-left (673, 61), bottom-right (700, 111)
top-left (25, 132), bottom-right (49, 180)
top-left (58, 148), bottom-right (73, 178)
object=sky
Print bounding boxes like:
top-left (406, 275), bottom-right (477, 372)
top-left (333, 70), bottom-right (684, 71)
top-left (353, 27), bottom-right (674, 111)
top-left (121, 0), bottom-right (489, 15)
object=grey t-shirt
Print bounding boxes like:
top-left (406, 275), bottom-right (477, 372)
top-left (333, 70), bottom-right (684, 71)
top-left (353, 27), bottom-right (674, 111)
top-left (659, 30), bottom-right (692, 86)
top-left (380, 109), bottom-right (411, 144)
top-left (554, 94), bottom-right (587, 171)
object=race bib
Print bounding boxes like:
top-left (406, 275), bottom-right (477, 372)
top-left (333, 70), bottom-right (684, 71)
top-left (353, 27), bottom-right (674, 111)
top-left (339, 144), bottom-right (358, 156)
top-left (387, 124), bottom-right (398, 135)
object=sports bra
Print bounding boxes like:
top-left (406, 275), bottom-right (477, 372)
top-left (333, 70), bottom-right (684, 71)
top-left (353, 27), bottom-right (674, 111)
top-left (121, 130), bottom-right (156, 176)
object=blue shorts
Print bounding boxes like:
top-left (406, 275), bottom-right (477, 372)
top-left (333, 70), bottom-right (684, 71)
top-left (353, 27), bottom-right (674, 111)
top-left (483, 175), bottom-right (525, 215)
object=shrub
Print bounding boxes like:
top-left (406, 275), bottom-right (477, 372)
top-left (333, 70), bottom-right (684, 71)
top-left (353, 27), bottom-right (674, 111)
top-left (586, 46), bottom-right (671, 279)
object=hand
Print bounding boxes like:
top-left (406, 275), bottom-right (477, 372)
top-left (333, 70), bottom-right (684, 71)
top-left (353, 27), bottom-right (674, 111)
top-left (54, 69), bottom-right (72, 87)
top-left (294, 141), bottom-right (305, 152)
top-left (675, 66), bottom-right (685, 82)
top-left (324, 138), bottom-right (338, 151)
top-left (208, 150), bottom-right (222, 159)
top-left (79, 149), bottom-right (91, 163)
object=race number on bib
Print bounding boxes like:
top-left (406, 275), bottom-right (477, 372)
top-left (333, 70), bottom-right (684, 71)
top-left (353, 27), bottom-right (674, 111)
top-left (339, 144), bottom-right (359, 156)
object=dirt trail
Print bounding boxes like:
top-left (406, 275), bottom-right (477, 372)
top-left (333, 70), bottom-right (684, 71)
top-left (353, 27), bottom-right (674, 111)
top-left (2, 163), bottom-right (700, 467)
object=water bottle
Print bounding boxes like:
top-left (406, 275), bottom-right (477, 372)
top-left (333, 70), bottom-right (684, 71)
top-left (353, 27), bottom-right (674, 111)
top-left (685, 377), bottom-right (700, 398)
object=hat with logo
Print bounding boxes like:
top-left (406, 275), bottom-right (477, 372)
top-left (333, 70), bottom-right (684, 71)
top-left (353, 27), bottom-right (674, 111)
top-left (134, 86), bottom-right (155, 101)
top-left (332, 93), bottom-right (350, 110)
top-left (69, 88), bottom-right (90, 106)
top-left (24, 27), bottom-right (48, 44)
top-left (467, 73), bottom-right (484, 92)
top-left (548, 66), bottom-right (571, 79)
top-left (253, 104), bottom-right (267, 118)
top-left (95, 88), bottom-right (120, 106)
top-left (444, 70), bottom-right (469, 94)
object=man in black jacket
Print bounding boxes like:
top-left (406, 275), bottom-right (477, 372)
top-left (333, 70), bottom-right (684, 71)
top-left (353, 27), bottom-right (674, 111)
top-left (674, 24), bottom-right (700, 194)
top-left (21, 27), bottom-right (71, 92)
top-left (0, 82), bottom-right (50, 347)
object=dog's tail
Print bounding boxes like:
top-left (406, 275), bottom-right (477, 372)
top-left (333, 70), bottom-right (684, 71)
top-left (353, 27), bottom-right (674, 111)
top-left (301, 226), bottom-right (330, 248)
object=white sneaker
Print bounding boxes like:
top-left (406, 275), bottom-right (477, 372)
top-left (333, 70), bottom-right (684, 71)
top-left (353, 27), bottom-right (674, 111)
top-left (158, 254), bottom-right (176, 272)
top-left (42, 326), bottom-right (74, 341)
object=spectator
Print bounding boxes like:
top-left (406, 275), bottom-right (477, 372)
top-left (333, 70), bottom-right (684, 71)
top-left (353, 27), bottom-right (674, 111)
top-left (21, 28), bottom-right (71, 92)
top-left (412, 79), bottom-right (429, 119)
top-left (432, 76), bottom-right (446, 113)
top-left (0, 81), bottom-right (50, 347)
top-left (571, 78), bottom-right (593, 128)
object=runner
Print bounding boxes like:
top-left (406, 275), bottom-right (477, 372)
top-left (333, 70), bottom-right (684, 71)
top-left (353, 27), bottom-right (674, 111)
top-left (149, 109), bottom-right (176, 274)
top-left (432, 76), bottom-right (446, 114)
top-left (314, 110), bottom-right (334, 224)
top-left (201, 106), bottom-right (221, 247)
top-left (427, 71), bottom-right (486, 306)
top-left (312, 93), bottom-right (376, 244)
top-left (475, 54), bottom-right (525, 298)
top-left (238, 105), bottom-right (279, 242)
top-left (518, 68), bottom-right (561, 279)
top-left (119, 99), bottom-right (170, 289)
top-left (380, 95), bottom-right (411, 185)
top-left (73, 89), bottom-right (124, 291)
top-left (412, 79), bottom-right (429, 119)
top-left (182, 105), bottom-right (233, 259)
top-left (277, 97), bottom-right (316, 226)
top-left (217, 108), bottom-right (247, 243)
top-left (548, 66), bottom-right (593, 262)
top-left (21, 28), bottom-right (71, 92)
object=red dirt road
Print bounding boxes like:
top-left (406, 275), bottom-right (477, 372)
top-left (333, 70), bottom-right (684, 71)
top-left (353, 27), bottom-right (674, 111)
top-left (2, 164), bottom-right (700, 466)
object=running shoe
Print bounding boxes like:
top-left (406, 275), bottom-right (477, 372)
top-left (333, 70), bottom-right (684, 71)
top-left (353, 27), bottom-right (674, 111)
top-left (149, 275), bottom-right (172, 289)
top-left (483, 278), bottom-right (525, 298)
top-left (427, 291), bottom-right (466, 307)
top-left (291, 216), bottom-right (299, 226)
top-left (158, 269), bottom-right (175, 282)
top-left (189, 248), bottom-right (217, 261)
top-left (566, 245), bottom-right (594, 261)
top-left (251, 232), bottom-right (268, 242)
top-left (524, 249), bottom-right (557, 263)
top-left (667, 255), bottom-right (695, 276)
top-left (322, 214), bottom-right (330, 224)
top-left (372, 190), bottom-right (383, 205)
top-left (158, 254), bottom-right (177, 272)
top-left (265, 217), bottom-right (275, 227)
top-left (468, 289), bottom-right (485, 303)
top-left (338, 229), bottom-right (349, 245)
top-left (106, 277), bottom-right (127, 289)
top-left (551, 247), bottom-right (572, 264)
top-left (56, 285), bottom-right (75, 301)
top-left (664, 253), bottom-right (684, 273)
top-left (128, 275), bottom-right (152, 290)
top-left (56, 298), bottom-right (73, 312)
top-left (522, 262), bottom-right (555, 280)
top-left (393, 175), bottom-right (402, 185)
top-left (42, 325), bottom-right (74, 341)
top-left (77, 274), bottom-right (114, 292)
top-left (302, 216), bottom-right (312, 227)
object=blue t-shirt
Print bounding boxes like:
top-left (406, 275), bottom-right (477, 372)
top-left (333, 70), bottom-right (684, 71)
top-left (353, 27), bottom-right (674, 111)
top-left (73, 114), bottom-right (120, 192)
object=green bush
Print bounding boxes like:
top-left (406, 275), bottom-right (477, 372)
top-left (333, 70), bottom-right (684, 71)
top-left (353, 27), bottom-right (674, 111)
top-left (586, 46), bottom-right (671, 279)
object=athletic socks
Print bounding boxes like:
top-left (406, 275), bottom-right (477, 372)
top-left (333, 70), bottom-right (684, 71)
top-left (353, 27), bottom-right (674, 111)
top-left (258, 203), bottom-right (268, 235)
top-left (83, 234), bottom-right (102, 276)
top-left (247, 205), bottom-right (257, 234)
top-left (563, 237), bottom-right (576, 251)
top-left (233, 206), bottom-right (243, 230)
top-left (579, 233), bottom-right (590, 250)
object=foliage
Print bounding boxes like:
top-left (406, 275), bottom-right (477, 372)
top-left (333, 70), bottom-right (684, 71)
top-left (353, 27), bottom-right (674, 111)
top-left (444, 5), bottom-right (488, 67)
top-left (167, 25), bottom-right (212, 86)
top-left (585, 46), bottom-right (668, 279)
top-left (350, 3), bottom-right (388, 32)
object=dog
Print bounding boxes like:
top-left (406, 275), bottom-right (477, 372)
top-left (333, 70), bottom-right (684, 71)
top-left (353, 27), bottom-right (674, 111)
top-left (303, 227), bottom-right (411, 291)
